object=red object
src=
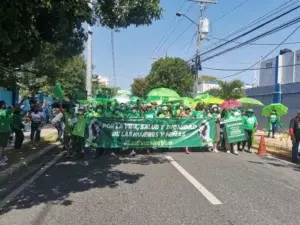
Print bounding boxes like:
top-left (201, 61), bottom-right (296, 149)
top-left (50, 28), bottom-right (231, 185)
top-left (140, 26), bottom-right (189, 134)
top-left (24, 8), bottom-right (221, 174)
top-left (289, 128), bottom-right (294, 136)
top-left (257, 136), bottom-right (267, 156)
top-left (220, 100), bottom-right (242, 109)
top-left (185, 147), bottom-right (190, 154)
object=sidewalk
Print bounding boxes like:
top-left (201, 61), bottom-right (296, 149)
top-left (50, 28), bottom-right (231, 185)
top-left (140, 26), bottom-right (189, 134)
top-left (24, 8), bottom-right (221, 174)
top-left (1, 126), bottom-right (58, 171)
top-left (253, 130), bottom-right (291, 161)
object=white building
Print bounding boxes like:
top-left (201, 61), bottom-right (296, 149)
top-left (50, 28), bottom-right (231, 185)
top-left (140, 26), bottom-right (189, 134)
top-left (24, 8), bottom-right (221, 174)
top-left (259, 49), bottom-right (300, 86)
top-left (92, 75), bottom-right (109, 87)
top-left (197, 82), bottom-right (219, 93)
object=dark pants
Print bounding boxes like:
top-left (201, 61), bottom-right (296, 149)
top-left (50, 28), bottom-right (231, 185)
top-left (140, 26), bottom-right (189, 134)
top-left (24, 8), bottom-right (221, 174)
top-left (292, 140), bottom-right (299, 162)
top-left (54, 122), bottom-right (63, 139)
top-left (243, 130), bottom-right (253, 151)
top-left (12, 128), bottom-right (24, 149)
top-left (268, 122), bottom-right (276, 138)
top-left (31, 123), bottom-right (41, 143)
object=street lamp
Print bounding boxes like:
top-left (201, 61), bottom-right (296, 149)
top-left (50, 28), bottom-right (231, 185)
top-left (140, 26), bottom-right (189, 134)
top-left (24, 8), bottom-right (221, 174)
top-left (176, 12), bottom-right (199, 26)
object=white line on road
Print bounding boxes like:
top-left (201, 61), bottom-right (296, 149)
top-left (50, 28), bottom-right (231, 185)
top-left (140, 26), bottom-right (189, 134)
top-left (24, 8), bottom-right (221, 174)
top-left (164, 155), bottom-right (222, 205)
top-left (0, 151), bottom-right (66, 210)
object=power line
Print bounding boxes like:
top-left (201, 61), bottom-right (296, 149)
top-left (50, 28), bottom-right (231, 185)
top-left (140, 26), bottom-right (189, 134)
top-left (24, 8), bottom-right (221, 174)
top-left (164, 23), bottom-right (194, 52)
top-left (200, 4), bottom-right (300, 57)
top-left (186, 32), bottom-right (197, 55)
top-left (212, 0), bottom-right (250, 24)
top-left (201, 16), bottom-right (300, 62)
top-left (202, 0), bottom-right (298, 52)
top-left (202, 63), bottom-right (300, 71)
top-left (157, 3), bottom-right (193, 52)
top-left (219, 23), bottom-right (300, 79)
top-left (209, 36), bottom-right (300, 46)
top-left (153, 0), bottom-right (187, 52)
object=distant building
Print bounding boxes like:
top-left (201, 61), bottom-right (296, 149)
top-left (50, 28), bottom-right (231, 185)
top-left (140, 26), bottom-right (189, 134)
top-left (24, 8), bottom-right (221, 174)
top-left (197, 81), bottom-right (219, 93)
top-left (258, 48), bottom-right (300, 86)
top-left (92, 75), bottom-right (109, 87)
top-left (197, 81), bottom-right (252, 93)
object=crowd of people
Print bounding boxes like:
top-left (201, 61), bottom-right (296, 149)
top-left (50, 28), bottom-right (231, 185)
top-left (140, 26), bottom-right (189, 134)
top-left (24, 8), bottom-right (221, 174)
top-left (2, 96), bottom-right (282, 165)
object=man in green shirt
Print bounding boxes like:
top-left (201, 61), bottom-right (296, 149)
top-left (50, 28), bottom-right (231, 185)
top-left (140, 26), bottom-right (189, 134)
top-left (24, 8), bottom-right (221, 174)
top-left (127, 107), bottom-right (140, 119)
top-left (242, 109), bottom-right (258, 152)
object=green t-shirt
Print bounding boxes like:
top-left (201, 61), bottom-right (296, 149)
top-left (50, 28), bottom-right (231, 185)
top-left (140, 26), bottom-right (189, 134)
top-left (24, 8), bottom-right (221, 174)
top-left (11, 113), bottom-right (24, 130)
top-left (0, 109), bottom-right (12, 133)
top-left (127, 112), bottom-right (140, 119)
top-left (192, 111), bottom-right (206, 119)
top-left (269, 114), bottom-right (277, 123)
top-left (144, 111), bottom-right (156, 119)
top-left (244, 116), bottom-right (257, 130)
top-left (103, 109), bottom-right (113, 118)
top-left (210, 112), bottom-right (220, 121)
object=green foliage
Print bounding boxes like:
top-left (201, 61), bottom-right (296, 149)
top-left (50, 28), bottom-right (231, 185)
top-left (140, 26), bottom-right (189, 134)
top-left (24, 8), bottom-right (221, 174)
top-left (199, 75), bottom-right (217, 83)
top-left (146, 57), bottom-right (195, 97)
top-left (207, 80), bottom-right (246, 100)
top-left (131, 77), bottom-right (149, 98)
top-left (0, 0), bottom-right (162, 67)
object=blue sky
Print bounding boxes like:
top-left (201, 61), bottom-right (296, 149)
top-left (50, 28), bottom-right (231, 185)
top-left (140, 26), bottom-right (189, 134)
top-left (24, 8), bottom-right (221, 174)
top-left (90, 0), bottom-right (300, 89)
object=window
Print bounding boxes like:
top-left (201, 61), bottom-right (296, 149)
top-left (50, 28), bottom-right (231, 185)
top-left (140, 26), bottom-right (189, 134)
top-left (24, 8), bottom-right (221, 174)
top-left (265, 62), bottom-right (272, 68)
top-left (296, 54), bottom-right (300, 62)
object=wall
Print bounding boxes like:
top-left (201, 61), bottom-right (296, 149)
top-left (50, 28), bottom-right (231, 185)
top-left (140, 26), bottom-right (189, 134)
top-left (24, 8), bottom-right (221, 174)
top-left (246, 82), bottom-right (300, 130)
top-left (0, 89), bottom-right (13, 106)
top-left (279, 51), bottom-right (294, 84)
top-left (259, 57), bottom-right (277, 86)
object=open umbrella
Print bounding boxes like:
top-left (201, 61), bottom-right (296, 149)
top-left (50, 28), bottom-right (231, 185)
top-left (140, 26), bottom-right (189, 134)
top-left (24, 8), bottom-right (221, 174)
top-left (194, 93), bottom-right (211, 101)
top-left (168, 97), bottom-right (194, 107)
top-left (220, 100), bottom-right (242, 109)
top-left (262, 103), bottom-right (288, 117)
top-left (147, 88), bottom-right (180, 98)
top-left (238, 97), bottom-right (264, 106)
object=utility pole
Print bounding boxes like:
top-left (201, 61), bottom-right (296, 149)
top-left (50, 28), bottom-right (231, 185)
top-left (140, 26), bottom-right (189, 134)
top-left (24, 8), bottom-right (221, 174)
top-left (111, 29), bottom-right (117, 87)
top-left (86, 1), bottom-right (94, 97)
top-left (190, 0), bottom-right (216, 95)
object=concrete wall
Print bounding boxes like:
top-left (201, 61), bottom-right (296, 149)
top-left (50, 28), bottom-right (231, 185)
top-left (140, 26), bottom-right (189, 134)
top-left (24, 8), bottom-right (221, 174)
top-left (246, 82), bottom-right (300, 130)
top-left (259, 57), bottom-right (277, 86)
top-left (0, 89), bottom-right (13, 106)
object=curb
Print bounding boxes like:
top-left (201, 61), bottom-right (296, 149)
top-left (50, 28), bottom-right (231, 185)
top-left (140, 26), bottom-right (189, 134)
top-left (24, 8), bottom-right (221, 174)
top-left (0, 142), bottom-right (60, 185)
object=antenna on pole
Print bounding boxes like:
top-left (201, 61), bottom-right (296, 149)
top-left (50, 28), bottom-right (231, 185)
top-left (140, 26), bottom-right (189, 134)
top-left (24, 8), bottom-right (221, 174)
top-left (111, 29), bottom-right (117, 87)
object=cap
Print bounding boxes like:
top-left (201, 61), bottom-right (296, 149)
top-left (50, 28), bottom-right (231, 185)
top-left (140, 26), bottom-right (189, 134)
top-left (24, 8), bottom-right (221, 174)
top-left (247, 108), bottom-right (254, 113)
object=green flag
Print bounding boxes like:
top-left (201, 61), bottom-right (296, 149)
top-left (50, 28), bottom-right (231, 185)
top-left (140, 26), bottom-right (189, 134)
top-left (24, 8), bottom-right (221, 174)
top-left (52, 82), bottom-right (64, 100)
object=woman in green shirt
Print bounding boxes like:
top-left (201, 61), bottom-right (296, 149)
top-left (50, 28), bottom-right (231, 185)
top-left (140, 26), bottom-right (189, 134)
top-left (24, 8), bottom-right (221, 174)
top-left (192, 104), bottom-right (207, 119)
top-left (268, 110), bottom-right (278, 138)
top-left (143, 104), bottom-right (157, 119)
top-left (242, 109), bottom-right (258, 152)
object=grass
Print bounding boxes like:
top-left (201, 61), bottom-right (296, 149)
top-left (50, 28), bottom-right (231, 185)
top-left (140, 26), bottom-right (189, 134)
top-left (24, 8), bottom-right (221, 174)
top-left (253, 130), bottom-right (292, 162)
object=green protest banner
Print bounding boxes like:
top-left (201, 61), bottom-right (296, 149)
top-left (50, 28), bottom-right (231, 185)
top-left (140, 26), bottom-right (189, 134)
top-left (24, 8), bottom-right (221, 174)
top-left (225, 118), bottom-right (246, 143)
top-left (85, 118), bottom-right (216, 148)
top-left (52, 82), bottom-right (64, 100)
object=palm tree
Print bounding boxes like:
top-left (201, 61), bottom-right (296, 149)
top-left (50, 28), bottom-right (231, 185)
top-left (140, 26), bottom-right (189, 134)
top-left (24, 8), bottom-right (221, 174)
top-left (207, 80), bottom-right (246, 100)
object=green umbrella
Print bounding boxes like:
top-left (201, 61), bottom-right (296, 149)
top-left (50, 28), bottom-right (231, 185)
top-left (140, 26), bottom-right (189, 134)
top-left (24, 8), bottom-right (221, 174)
top-left (194, 93), bottom-right (211, 101)
top-left (168, 97), bottom-right (194, 106)
top-left (147, 88), bottom-right (180, 98)
top-left (262, 103), bottom-right (288, 117)
top-left (238, 97), bottom-right (264, 106)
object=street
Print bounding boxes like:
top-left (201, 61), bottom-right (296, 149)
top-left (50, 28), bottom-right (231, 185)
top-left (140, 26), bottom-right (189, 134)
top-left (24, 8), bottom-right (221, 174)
top-left (1, 151), bottom-right (300, 225)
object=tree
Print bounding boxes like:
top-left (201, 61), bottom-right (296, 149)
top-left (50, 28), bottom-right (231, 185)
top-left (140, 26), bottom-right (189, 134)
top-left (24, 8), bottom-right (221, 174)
top-left (207, 80), bottom-right (246, 100)
top-left (0, 0), bottom-right (162, 68)
top-left (19, 54), bottom-right (86, 100)
top-left (146, 57), bottom-right (195, 97)
top-left (199, 75), bottom-right (217, 83)
top-left (131, 77), bottom-right (149, 98)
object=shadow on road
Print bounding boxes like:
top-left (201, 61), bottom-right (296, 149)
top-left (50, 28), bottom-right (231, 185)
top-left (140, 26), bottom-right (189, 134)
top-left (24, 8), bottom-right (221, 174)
top-left (248, 157), bottom-right (300, 170)
top-left (0, 154), bottom-right (169, 215)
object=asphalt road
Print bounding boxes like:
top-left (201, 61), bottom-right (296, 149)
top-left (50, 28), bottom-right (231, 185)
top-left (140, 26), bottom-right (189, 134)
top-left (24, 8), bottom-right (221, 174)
top-left (1, 150), bottom-right (300, 225)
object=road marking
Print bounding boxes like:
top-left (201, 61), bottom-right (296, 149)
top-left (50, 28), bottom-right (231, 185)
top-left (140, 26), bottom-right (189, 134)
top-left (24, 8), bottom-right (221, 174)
top-left (0, 151), bottom-right (66, 210)
top-left (165, 155), bottom-right (222, 205)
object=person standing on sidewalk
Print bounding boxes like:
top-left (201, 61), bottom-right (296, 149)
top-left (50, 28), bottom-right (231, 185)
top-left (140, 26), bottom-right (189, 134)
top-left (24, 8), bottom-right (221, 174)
top-left (11, 107), bottom-right (25, 149)
top-left (241, 109), bottom-right (258, 153)
top-left (29, 105), bottom-right (45, 148)
top-left (268, 110), bottom-right (278, 138)
top-left (289, 111), bottom-right (300, 163)
top-left (0, 100), bottom-right (12, 165)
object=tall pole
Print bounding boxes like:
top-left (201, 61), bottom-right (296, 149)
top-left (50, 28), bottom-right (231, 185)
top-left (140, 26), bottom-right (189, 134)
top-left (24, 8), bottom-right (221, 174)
top-left (86, 1), bottom-right (94, 96)
top-left (111, 29), bottom-right (117, 87)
